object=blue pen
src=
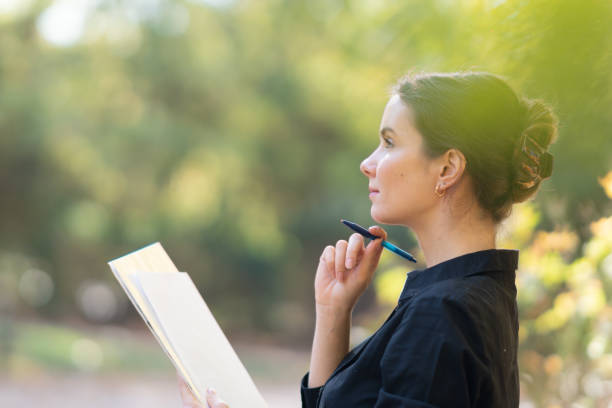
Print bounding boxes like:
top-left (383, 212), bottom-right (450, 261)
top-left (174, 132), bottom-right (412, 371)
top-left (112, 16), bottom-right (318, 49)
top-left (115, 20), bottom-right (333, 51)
top-left (341, 219), bottom-right (417, 263)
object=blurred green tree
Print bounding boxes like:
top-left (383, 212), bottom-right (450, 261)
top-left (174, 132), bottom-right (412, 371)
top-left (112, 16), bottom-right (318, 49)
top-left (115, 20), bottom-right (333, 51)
top-left (0, 0), bottom-right (610, 344)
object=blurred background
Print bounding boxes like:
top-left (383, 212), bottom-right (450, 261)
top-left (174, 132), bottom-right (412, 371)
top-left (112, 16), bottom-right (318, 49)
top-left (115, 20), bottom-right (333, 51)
top-left (0, 0), bottom-right (611, 406)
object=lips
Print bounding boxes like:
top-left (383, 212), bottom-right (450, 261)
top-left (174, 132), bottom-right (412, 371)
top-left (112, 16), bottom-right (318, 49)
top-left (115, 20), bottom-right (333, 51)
top-left (369, 187), bottom-right (380, 199)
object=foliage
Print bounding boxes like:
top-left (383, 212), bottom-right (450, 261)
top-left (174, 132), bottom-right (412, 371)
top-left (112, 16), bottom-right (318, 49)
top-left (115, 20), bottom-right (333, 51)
top-left (3, 320), bottom-right (171, 373)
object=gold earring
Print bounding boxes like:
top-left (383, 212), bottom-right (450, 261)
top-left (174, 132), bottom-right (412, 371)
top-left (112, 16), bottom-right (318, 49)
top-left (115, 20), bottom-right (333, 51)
top-left (435, 184), bottom-right (445, 197)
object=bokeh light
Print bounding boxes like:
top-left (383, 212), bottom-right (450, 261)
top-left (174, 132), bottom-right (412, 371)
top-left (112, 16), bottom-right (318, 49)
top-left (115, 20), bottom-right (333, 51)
top-left (18, 269), bottom-right (54, 308)
top-left (70, 337), bottom-right (103, 372)
top-left (76, 281), bottom-right (123, 323)
top-left (36, 0), bottom-right (95, 47)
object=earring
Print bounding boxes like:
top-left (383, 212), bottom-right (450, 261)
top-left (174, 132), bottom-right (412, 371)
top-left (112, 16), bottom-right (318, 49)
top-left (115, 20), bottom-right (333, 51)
top-left (435, 184), bottom-right (445, 197)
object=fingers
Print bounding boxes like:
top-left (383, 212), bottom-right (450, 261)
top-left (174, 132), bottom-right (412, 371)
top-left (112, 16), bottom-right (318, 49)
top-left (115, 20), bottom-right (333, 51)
top-left (206, 388), bottom-right (229, 408)
top-left (335, 240), bottom-right (348, 282)
top-left (357, 226), bottom-right (387, 276)
top-left (319, 245), bottom-right (335, 279)
top-left (177, 374), bottom-right (203, 407)
top-left (318, 227), bottom-right (386, 284)
top-left (345, 233), bottom-right (364, 270)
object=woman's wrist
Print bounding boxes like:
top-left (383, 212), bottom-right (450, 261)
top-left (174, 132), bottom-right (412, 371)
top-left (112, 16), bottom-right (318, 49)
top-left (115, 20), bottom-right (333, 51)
top-left (315, 302), bottom-right (353, 321)
top-left (314, 306), bottom-right (352, 334)
top-left (309, 306), bottom-right (352, 388)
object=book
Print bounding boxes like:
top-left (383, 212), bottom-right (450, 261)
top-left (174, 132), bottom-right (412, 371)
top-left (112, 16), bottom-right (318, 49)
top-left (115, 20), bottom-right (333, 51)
top-left (108, 242), bottom-right (268, 408)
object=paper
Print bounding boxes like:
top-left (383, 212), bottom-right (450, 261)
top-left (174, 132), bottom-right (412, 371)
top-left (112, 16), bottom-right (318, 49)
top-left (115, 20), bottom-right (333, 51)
top-left (108, 243), bottom-right (267, 407)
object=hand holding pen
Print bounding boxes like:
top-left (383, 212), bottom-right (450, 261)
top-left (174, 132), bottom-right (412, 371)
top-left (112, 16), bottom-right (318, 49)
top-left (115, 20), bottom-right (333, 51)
top-left (313, 220), bottom-right (417, 314)
top-left (313, 223), bottom-right (391, 314)
top-left (340, 219), bottom-right (417, 263)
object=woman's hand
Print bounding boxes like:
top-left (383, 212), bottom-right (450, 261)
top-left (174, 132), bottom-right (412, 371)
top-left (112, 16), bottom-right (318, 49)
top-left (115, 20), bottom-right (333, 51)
top-left (314, 226), bottom-right (387, 314)
top-left (178, 374), bottom-right (229, 408)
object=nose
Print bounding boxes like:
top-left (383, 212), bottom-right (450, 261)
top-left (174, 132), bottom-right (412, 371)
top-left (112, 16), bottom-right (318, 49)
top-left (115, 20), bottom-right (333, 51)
top-left (360, 153), bottom-right (377, 178)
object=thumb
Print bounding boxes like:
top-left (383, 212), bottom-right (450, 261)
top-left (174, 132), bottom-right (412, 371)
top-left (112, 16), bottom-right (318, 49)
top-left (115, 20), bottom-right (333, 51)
top-left (177, 374), bottom-right (202, 407)
top-left (206, 388), bottom-right (229, 408)
top-left (358, 225), bottom-right (387, 271)
top-left (368, 225), bottom-right (388, 242)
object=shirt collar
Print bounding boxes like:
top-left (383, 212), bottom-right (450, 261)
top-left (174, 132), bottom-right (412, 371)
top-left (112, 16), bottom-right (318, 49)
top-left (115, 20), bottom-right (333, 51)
top-left (398, 248), bottom-right (519, 302)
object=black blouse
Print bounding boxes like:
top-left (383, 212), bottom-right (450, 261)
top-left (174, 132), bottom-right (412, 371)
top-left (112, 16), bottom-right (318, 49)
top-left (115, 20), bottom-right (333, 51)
top-left (301, 248), bottom-right (520, 408)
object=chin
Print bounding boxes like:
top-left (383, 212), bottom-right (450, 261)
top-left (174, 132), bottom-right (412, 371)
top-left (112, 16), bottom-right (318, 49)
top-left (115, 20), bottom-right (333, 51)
top-left (370, 206), bottom-right (410, 226)
top-left (370, 207), bottom-right (394, 225)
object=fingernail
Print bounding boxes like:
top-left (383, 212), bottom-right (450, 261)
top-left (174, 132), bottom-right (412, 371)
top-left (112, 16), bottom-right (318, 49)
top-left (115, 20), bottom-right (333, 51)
top-left (207, 388), bottom-right (216, 395)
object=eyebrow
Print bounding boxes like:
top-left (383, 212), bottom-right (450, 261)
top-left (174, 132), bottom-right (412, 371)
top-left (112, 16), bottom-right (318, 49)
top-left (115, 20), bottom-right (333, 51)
top-left (379, 127), bottom-right (396, 137)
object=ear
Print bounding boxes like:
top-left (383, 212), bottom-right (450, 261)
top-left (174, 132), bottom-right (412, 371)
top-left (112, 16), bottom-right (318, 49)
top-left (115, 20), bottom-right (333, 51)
top-left (437, 148), bottom-right (467, 190)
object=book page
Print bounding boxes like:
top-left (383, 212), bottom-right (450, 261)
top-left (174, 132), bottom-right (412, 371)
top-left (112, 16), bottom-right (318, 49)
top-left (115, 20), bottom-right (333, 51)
top-left (107, 243), bottom-right (199, 400)
top-left (129, 271), bottom-right (267, 408)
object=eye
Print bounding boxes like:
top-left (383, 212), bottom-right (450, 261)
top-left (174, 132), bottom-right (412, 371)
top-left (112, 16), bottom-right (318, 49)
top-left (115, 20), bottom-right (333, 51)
top-left (382, 136), bottom-right (394, 148)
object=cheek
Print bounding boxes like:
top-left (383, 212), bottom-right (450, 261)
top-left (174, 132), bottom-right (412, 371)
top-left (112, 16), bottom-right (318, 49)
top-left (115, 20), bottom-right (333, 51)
top-left (378, 155), bottom-right (409, 185)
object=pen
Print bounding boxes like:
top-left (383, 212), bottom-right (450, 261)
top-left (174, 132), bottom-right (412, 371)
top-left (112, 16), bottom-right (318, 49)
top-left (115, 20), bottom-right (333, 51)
top-left (340, 219), bottom-right (417, 263)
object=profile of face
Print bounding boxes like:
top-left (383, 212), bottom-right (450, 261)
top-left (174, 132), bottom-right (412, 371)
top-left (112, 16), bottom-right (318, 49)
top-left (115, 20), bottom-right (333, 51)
top-left (360, 94), bottom-right (442, 226)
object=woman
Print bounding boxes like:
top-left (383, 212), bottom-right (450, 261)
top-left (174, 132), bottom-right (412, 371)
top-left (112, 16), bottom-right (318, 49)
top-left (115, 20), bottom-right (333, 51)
top-left (180, 71), bottom-right (558, 407)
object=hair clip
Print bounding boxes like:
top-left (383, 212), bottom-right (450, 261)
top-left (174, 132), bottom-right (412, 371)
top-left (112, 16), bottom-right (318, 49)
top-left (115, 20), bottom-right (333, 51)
top-left (538, 152), bottom-right (553, 179)
top-left (514, 132), bottom-right (553, 188)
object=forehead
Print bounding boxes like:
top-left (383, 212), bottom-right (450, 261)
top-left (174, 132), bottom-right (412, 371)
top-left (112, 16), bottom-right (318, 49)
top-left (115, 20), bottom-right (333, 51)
top-left (380, 94), bottom-right (419, 139)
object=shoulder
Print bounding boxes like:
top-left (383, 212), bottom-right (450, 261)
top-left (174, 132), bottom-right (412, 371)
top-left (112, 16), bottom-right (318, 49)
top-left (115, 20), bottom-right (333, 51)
top-left (406, 276), bottom-right (486, 311)
top-left (395, 275), bottom-right (514, 352)
top-left (400, 287), bottom-right (470, 328)
top-left (395, 276), bottom-right (503, 337)
top-left (382, 280), bottom-right (490, 366)
top-left (409, 273), bottom-right (509, 317)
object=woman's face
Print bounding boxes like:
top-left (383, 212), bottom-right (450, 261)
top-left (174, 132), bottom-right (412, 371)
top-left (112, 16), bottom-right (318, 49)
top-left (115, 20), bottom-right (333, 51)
top-left (360, 95), bottom-right (440, 226)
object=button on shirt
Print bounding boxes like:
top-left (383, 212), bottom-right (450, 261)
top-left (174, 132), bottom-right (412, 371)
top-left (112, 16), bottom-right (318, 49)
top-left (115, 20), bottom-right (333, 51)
top-left (301, 248), bottom-right (520, 408)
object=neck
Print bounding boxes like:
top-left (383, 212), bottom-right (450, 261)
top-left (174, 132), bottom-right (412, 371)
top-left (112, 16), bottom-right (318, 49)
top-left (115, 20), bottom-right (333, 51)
top-left (411, 205), bottom-right (498, 268)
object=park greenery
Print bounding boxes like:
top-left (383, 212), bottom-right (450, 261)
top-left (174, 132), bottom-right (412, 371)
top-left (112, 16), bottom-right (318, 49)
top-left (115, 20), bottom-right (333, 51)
top-left (0, 0), bottom-right (610, 405)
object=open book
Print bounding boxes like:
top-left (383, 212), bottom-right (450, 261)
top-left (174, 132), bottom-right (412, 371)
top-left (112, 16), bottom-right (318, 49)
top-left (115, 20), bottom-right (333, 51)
top-left (108, 242), bottom-right (268, 407)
